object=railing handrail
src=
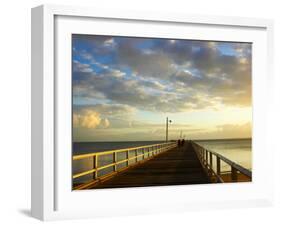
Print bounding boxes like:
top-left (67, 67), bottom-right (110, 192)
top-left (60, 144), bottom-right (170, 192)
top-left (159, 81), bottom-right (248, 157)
top-left (207, 149), bottom-right (251, 177)
top-left (191, 141), bottom-right (252, 181)
top-left (73, 141), bottom-right (176, 160)
top-left (73, 142), bottom-right (177, 187)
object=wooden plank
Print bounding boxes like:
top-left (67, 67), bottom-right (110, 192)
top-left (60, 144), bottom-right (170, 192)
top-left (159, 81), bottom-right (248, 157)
top-left (87, 142), bottom-right (210, 189)
top-left (221, 172), bottom-right (251, 183)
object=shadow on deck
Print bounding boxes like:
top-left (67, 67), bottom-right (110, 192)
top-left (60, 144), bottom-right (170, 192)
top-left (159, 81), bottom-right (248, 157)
top-left (89, 142), bottom-right (210, 189)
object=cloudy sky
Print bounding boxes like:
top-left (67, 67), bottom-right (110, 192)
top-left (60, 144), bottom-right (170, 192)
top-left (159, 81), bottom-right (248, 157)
top-left (72, 35), bottom-right (252, 142)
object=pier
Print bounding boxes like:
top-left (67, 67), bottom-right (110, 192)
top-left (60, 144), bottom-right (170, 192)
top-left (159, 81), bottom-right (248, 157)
top-left (73, 141), bottom-right (252, 190)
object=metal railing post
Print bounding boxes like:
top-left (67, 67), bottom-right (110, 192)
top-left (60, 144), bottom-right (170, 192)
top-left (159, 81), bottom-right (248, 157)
top-left (94, 155), bottom-right (98, 179)
top-left (113, 152), bottom-right (117, 172)
top-left (206, 150), bottom-right (208, 166)
top-left (216, 156), bottom-right (221, 179)
top-left (231, 166), bottom-right (238, 182)
top-left (209, 152), bottom-right (213, 175)
top-left (126, 150), bottom-right (129, 166)
top-left (203, 149), bottom-right (205, 165)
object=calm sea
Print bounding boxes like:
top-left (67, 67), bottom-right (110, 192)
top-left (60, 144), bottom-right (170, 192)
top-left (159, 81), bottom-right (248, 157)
top-left (195, 138), bottom-right (252, 170)
top-left (73, 140), bottom-right (167, 155)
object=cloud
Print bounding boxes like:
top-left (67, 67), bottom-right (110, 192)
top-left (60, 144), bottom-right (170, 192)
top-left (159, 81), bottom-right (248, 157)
top-left (72, 36), bottom-right (253, 141)
top-left (101, 118), bottom-right (110, 128)
top-left (73, 104), bottom-right (137, 131)
top-left (73, 117), bottom-right (198, 142)
top-left (73, 103), bottom-right (195, 132)
top-left (73, 36), bottom-right (252, 112)
top-left (189, 122), bottom-right (252, 140)
top-left (72, 62), bottom-right (214, 113)
top-left (117, 46), bottom-right (176, 79)
top-left (216, 122), bottom-right (251, 136)
top-left (74, 104), bottom-right (135, 116)
top-left (73, 109), bottom-right (110, 129)
top-left (104, 38), bottom-right (116, 47)
top-left (73, 35), bottom-right (117, 53)
top-left (73, 60), bottom-right (93, 73)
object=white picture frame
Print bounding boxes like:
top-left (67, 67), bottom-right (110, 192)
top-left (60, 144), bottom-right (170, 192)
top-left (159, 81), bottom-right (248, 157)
top-left (31, 4), bottom-right (274, 221)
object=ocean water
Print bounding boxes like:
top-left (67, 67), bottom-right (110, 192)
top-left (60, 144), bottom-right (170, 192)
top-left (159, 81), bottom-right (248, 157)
top-left (73, 140), bottom-right (167, 155)
top-left (195, 138), bottom-right (252, 170)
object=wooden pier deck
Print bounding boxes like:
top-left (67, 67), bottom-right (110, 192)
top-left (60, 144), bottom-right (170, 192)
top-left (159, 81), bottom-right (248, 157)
top-left (89, 142), bottom-right (210, 189)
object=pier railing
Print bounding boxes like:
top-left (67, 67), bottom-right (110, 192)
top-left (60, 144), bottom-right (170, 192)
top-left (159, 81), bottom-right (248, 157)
top-left (191, 141), bottom-right (252, 183)
top-left (73, 142), bottom-right (177, 189)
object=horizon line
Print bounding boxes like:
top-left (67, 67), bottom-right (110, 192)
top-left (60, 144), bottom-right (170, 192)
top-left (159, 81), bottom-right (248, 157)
top-left (73, 137), bottom-right (252, 143)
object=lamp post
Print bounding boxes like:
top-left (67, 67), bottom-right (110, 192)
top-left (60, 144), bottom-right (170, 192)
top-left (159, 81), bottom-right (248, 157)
top-left (166, 117), bottom-right (172, 142)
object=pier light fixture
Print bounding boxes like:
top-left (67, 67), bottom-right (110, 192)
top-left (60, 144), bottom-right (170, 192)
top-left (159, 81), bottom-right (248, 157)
top-left (166, 117), bottom-right (172, 142)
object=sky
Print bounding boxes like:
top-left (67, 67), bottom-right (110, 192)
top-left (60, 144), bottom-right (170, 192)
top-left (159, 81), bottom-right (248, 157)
top-left (72, 34), bottom-right (252, 142)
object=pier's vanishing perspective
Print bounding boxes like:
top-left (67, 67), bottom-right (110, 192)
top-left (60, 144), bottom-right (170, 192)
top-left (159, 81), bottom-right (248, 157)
top-left (72, 141), bottom-right (252, 190)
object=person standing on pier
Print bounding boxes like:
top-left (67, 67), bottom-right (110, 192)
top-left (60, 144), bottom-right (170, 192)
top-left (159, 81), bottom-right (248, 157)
top-left (181, 139), bottom-right (185, 146)
top-left (177, 139), bottom-right (181, 147)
